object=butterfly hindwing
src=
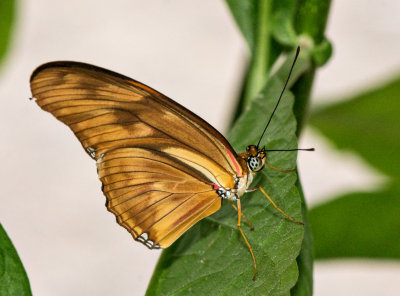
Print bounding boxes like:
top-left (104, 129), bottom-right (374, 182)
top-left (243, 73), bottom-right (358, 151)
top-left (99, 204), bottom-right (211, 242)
top-left (98, 147), bottom-right (221, 248)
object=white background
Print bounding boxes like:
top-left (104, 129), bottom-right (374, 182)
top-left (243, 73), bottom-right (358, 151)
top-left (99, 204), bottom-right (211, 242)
top-left (1, 1), bottom-right (399, 295)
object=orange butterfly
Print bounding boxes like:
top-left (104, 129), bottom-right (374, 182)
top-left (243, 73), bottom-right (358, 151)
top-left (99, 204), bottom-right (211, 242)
top-left (30, 47), bottom-right (311, 280)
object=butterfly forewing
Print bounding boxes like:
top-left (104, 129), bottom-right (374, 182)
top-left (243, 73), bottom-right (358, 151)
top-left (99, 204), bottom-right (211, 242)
top-left (30, 62), bottom-right (240, 173)
top-left (30, 61), bottom-right (240, 248)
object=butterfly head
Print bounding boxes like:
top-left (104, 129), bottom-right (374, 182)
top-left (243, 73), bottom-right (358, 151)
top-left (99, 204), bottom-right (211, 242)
top-left (245, 145), bottom-right (266, 172)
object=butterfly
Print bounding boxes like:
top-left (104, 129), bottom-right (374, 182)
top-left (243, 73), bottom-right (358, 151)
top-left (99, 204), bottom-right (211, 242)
top-left (30, 47), bottom-right (312, 280)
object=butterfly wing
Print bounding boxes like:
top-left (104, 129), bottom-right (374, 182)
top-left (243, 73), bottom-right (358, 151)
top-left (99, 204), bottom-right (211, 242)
top-left (30, 61), bottom-right (242, 248)
top-left (98, 147), bottom-right (221, 248)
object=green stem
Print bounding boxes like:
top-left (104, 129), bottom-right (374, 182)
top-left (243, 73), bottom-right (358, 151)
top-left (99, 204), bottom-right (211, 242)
top-left (292, 67), bottom-right (315, 136)
top-left (296, 0), bottom-right (331, 46)
top-left (291, 1), bottom-right (332, 295)
top-left (242, 0), bottom-right (271, 109)
top-left (293, 0), bottom-right (332, 135)
top-left (290, 176), bottom-right (314, 296)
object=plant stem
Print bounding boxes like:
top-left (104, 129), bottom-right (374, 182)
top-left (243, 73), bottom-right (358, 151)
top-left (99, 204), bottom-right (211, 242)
top-left (291, 1), bottom-right (332, 295)
top-left (242, 0), bottom-right (271, 109)
top-left (292, 67), bottom-right (315, 136)
top-left (293, 0), bottom-right (332, 135)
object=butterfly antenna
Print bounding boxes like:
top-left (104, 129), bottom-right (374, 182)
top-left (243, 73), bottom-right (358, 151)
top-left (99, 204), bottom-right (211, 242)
top-left (266, 148), bottom-right (315, 152)
top-left (256, 46), bottom-right (300, 148)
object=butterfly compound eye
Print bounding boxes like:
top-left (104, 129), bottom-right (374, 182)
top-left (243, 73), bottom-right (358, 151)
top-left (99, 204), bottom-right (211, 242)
top-left (248, 156), bottom-right (263, 172)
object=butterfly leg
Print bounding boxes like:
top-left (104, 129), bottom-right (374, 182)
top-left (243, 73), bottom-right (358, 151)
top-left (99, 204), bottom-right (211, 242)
top-left (228, 200), bottom-right (254, 231)
top-left (237, 199), bottom-right (258, 281)
top-left (266, 160), bottom-right (296, 173)
top-left (248, 186), bottom-right (304, 225)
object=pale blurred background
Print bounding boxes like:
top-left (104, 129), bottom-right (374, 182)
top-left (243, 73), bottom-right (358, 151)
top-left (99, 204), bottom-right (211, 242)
top-left (1, 0), bottom-right (399, 295)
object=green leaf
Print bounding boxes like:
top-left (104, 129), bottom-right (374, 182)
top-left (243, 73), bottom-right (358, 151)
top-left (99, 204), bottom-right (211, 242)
top-left (0, 0), bottom-right (16, 69)
top-left (309, 184), bottom-right (400, 259)
top-left (310, 76), bottom-right (400, 178)
top-left (271, 0), bottom-right (299, 46)
top-left (146, 69), bottom-right (305, 296)
top-left (311, 38), bottom-right (332, 67)
top-left (0, 224), bottom-right (32, 296)
top-left (225, 0), bottom-right (258, 51)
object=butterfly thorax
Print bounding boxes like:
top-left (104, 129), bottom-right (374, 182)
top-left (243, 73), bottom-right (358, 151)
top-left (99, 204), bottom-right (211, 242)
top-left (235, 155), bottom-right (253, 196)
top-left (214, 146), bottom-right (266, 201)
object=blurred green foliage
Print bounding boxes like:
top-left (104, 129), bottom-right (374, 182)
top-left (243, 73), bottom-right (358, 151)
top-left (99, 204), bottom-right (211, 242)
top-left (310, 187), bottom-right (400, 259)
top-left (310, 76), bottom-right (400, 259)
top-left (0, 225), bottom-right (32, 296)
top-left (310, 78), bottom-right (400, 178)
top-left (0, 0), bottom-right (15, 70)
